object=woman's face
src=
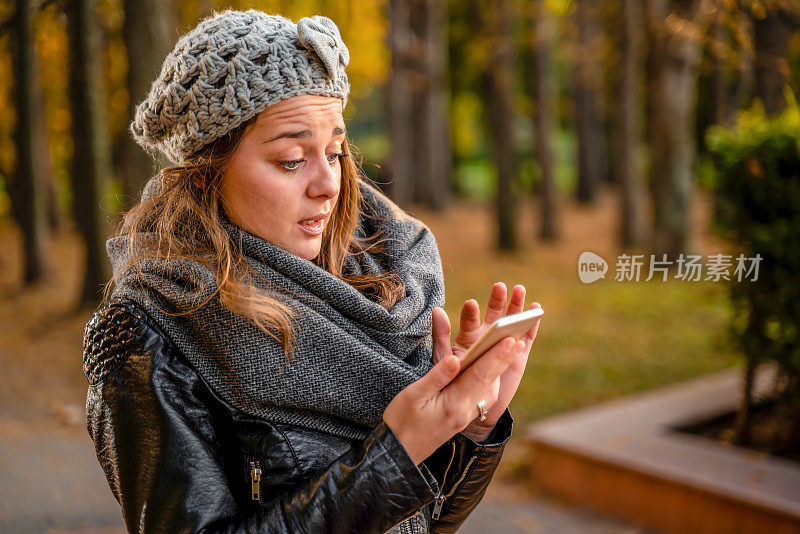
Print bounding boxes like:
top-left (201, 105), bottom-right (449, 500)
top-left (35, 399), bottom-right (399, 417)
top-left (221, 94), bottom-right (345, 260)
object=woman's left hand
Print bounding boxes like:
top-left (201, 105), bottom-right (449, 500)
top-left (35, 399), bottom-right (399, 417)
top-left (431, 282), bottom-right (542, 442)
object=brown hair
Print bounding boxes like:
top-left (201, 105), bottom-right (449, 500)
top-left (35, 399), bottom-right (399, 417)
top-left (102, 113), bottom-right (406, 362)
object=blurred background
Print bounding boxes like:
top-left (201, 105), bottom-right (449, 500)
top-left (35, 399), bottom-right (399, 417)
top-left (0, 0), bottom-right (798, 532)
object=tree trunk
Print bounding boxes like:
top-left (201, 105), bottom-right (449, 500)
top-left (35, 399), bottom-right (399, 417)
top-left (29, 55), bottom-right (62, 233)
top-left (482, 0), bottom-right (518, 251)
top-left (119, 0), bottom-right (173, 211)
top-left (752, 4), bottom-right (798, 115)
top-left (733, 355), bottom-right (756, 446)
top-left (572, 0), bottom-right (605, 203)
top-left (707, 7), bottom-right (732, 226)
top-left (645, 0), bottom-right (709, 261)
top-left (10, 0), bottom-right (48, 284)
top-left (528, 0), bottom-right (558, 242)
top-left (730, 9), bottom-right (755, 113)
top-left (617, 0), bottom-right (645, 248)
top-left (409, 0), bottom-right (429, 206)
top-left (444, 0), bottom-right (482, 200)
top-left (709, 13), bottom-right (730, 126)
top-left (387, 0), bottom-right (415, 207)
top-left (67, 0), bottom-right (112, 305)
top-left (418, 0), bottom-right (452, 211)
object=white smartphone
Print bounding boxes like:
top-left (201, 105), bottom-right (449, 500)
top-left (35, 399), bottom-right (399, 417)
top-left (457, 307), bottom-right (543, 375)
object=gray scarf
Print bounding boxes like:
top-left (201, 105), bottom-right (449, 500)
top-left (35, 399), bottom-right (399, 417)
top-left (106, 177), bottom-right (445, 441)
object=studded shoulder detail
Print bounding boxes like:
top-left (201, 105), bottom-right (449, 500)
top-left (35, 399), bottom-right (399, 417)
top-left (83, 298), bottom-right (142, 385)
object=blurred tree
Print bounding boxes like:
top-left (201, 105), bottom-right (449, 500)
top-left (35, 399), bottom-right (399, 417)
top-left (412, 0), bottom-right (452, 211)
top-left (526, 0), bottom-right (559, 241)
top-left (387, 0), bottom-right (451, 210)
top-left (32, 56), bottom-right (61, 233)
top-left (66, 0), bottom-right (111, 304)
top-left (645, 0), bottom-right (712, 260)
top-left (117, 0), bottom-right (173, 210)
top-left (29, 3), bottom-right (74, 231)
top-left (571, 0), bottom-right (606, 203)
top-left (696, 2), bottom-right (754, 228)
top-left (9, 0), bottom-right (48, 283)
top-left (445, 0), bottom-right (486, 199)
top-left (199, 0), bottom-right (213, 17)
top-left (696, 2), bottom-right (755, 149)
top-left (600, 0), bottom-right (620, 188)
top-left (749, 0), bottom-right (798, 115)
top-left (729, 7), bottom-right (755, 112)
top-left (615, 0), bottom-right (645, 247)
top-left (387, 0), bottom-right (415, 206)
top-left (709, 7), bottom-right (731, 126)
top-left (481, 0), bottom-right (519, 250)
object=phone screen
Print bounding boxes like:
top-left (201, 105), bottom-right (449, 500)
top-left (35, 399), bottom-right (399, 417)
top-left (457, 307), bottom-right (543, 375)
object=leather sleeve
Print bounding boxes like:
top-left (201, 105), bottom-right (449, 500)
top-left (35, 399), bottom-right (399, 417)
top-left (83, 299), bottom-right (439, 534)
top-left (421, 407), bottom-right (513, 534)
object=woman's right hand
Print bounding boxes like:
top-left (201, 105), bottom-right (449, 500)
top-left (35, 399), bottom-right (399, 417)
top-left (381, 335), bottom-right (524, 465)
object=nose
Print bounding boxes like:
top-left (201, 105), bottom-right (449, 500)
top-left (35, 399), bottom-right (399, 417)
top-left (306, 151), bottom-right (340, 200)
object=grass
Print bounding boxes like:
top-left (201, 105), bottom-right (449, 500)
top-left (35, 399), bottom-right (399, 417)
top-left (412, 181), bottom-right (742, 426)
top-left (511, 278), bottom-right (739, 421)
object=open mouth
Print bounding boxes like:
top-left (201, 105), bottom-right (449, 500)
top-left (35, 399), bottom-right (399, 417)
top-left (298, 218), bottom-right (325, 235)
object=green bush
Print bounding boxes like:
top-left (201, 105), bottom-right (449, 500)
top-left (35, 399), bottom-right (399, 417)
top-left (706, 94), bottom-right (800, 452)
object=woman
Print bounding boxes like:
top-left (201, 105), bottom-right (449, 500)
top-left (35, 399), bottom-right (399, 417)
top-left (83, 9), bottom-right (542, 533)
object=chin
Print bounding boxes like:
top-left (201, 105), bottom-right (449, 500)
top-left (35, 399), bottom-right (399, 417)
top-left (296, 243), bottom-right (322, 261)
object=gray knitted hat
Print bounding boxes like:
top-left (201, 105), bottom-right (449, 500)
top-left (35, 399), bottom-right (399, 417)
top-left (130, 10), bottom-right (351, 164)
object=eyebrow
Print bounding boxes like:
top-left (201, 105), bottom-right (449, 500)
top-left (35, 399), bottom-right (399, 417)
top-left (264, 126), bottom-right (346, 143)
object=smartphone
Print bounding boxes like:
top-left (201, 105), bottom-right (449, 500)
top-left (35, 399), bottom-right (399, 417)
top-left (457, 307), bottom-right (543, 375)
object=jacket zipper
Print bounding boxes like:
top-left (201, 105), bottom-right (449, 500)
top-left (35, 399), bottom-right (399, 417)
top-left (249, 459), bottom-right (262, 502)
top-left (431, 441), bottom-right (456, 520)
top-left (431, 442), bottom-right (480, 521)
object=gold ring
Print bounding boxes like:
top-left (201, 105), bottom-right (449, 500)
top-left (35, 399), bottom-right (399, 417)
top-left (477, 399), bottom-right (488, 421)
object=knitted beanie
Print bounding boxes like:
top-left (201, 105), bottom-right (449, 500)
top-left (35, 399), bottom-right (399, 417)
top-left (130, 9), bottom-right (351, 165)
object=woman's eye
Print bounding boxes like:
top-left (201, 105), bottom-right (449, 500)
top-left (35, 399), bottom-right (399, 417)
top-left (279, 154), bottom-right (346, 174)
top-left (279, 159), bottom-right (303, 173)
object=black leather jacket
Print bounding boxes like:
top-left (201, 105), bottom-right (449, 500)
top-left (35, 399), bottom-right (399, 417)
top-left (83, 297), bottom-right (513, 533)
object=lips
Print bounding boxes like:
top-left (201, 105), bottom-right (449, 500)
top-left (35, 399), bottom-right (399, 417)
top-left (297, 211), bottom-right (330, 236)
top-left (298, 210), bottom-right (330, 224)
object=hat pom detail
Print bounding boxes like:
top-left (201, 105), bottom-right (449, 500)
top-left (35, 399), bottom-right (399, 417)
top-left (297, 15), bottom-right (350, 82)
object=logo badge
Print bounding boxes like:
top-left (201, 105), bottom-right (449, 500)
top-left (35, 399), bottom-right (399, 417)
top-left (578, 251), bottom-right (608, 284)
